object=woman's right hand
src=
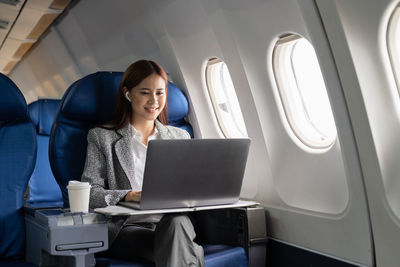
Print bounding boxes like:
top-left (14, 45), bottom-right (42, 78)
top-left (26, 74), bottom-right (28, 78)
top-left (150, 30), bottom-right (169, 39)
top-left (124, 191), bottom-right (141, 202)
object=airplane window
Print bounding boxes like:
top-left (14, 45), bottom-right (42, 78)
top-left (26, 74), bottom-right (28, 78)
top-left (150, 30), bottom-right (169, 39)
top-left (387, 5), bottom-right (400, 93)
top-left (205, 58), bottom-right (248, 137)
top-left (273, 34), bottom-right (337, 149)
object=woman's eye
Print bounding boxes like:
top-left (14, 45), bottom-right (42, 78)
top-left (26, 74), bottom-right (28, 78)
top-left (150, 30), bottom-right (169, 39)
top-left (140, 92), bottom-right (149, 95)
top-left (157, 92), bottom-right (164, 95)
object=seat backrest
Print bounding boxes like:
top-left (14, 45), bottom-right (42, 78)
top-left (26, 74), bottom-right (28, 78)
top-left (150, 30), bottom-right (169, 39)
top-left (49, 72), bottom-right (122, 207)
top-left (167, 82), bottom-right (193, 137)
top-left (0, 74), bottom-right (36, 259)
top-left (27, 99), bottom-right (63, 207)
top-left (49, 71), bottom-right (193, 207)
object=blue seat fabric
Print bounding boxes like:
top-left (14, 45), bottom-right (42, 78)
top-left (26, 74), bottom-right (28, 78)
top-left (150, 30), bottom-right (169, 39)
top-left (95, 245), bottom-right (248, 267)
top-left (49, 72), bottom-right (246, 266)
top-left (27, 99), bottom-right (63, 207)
top-left (167, 82), bottom-right (193, 137)
top-left (202, 245), bottom-right (248, 267)
top-left (0, 74), bottom-right (37, 261)
top-left (49, 72), bottom-right (124, 206)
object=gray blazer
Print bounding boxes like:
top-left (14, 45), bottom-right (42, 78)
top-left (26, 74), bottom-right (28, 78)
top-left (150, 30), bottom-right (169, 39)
top-left (81, 120), bottom-right (190, 244)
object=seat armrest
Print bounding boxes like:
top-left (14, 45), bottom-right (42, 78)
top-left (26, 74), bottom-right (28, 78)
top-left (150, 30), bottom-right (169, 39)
top-left (25, 209), bottom-right (108, 267)
top-left (23, 202), bottom-right (64, 217)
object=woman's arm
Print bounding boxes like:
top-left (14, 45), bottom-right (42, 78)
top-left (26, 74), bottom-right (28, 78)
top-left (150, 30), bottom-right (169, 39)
top-left (81, 129), bottom-right (130, 209)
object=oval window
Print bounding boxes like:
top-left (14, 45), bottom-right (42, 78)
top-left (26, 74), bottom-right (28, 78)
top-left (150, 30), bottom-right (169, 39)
top-left (205, 58), bottom-right (248, 138)
top-left (272, 34), bottom-right (337, 149)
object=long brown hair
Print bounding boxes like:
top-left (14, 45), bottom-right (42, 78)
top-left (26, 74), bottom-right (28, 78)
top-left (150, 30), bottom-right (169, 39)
top-left (105, 60), bottom-right (169, 130)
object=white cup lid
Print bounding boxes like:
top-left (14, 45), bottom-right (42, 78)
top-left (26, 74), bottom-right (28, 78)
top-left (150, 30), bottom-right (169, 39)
top-left (67, 180), bottom-right (91, 189)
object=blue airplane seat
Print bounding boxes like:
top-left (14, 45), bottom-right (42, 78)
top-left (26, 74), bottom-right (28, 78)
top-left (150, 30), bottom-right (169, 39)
top-left (0, 74), bottom-right (37, 265)
top-left (167, 82), bottom-right (194, 137)
top-left (27, 99), bottom-right (63, 208)
top-left (49, 71), bottom-right (248, 267)
top-left (96, 245), bottom-right (248, 267)
top-left (49, 72), bottom-right (124, 207)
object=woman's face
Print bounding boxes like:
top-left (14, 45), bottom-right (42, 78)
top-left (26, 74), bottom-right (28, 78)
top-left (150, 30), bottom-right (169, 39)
top-left (128, 73), bottom-right (167, 123)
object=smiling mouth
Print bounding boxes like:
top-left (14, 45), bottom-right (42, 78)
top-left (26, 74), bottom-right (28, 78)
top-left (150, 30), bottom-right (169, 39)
top-left (145, 107), bottom-right (159, 113)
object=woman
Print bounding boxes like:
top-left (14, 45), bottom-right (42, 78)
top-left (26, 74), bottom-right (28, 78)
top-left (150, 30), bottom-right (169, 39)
top-left (81, 60), bottom-right (204, 266)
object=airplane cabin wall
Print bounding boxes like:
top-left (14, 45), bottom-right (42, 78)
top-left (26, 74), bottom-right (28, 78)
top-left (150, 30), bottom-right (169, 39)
top-left (317, 0), bottom-right (400, 266)
top-left (8, 0), bottom-right (389, 266)
top-left (210, 0), bottom-right (372, 265)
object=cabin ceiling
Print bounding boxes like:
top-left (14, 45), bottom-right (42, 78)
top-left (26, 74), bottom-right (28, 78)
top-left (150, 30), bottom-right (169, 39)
top-left (0, 0), bottom-right (72, 75)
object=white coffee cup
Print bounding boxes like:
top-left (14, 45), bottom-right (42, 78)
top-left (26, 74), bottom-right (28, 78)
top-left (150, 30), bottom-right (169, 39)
top-left (67, 180), bottom-right (91, 213)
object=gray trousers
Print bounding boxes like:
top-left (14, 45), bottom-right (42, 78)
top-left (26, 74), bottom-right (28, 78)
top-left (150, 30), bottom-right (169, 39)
top-left (107, 214), bottom-right (205, 267)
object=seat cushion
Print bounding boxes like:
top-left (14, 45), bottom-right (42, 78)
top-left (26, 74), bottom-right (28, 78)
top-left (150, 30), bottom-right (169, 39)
top-left (95, 258), bottom-right (153, 267)
top-left (95, 244), bottom-right (248, 267)
top-left (203, 245), bottom-right (248, 267)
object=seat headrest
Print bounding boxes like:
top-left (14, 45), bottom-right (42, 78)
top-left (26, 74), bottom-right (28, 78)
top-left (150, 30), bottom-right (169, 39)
top-left (0, 74), bottom-right (28, 123)
top-left (167, 82), bottom-right (189, 123)
top-left (60, 72), bottom-right (123, 124)
top-left (28, 99), bottom-right (61, 135)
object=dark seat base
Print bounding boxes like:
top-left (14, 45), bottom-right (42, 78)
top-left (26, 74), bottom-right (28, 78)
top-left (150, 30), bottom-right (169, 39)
top-left (0, 260), bottom-right (37, 267)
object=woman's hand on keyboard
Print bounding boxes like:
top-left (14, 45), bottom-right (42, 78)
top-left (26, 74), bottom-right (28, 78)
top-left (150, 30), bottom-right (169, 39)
top-left (125, 191), bottom-right (141, 202)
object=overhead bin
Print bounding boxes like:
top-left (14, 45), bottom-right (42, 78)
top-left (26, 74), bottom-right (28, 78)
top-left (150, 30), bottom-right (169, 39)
top-left (0, 0), bottom-right (72, 75)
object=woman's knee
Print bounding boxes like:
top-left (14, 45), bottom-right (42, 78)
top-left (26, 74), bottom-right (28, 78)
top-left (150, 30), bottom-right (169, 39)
top-left (157, 215), bottom-right (195, 237)
top-left (161, 214), bottom-right (190, 225)
top-left (169, 214), bottom-right (191, 225)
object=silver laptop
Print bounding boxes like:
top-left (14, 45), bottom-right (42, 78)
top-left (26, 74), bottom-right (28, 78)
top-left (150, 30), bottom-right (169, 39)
top-left (119, 138), bottom-right (250, 210)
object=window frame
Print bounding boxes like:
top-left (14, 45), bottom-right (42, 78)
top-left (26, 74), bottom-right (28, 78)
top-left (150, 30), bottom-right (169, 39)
top-left (272, 34), bottom-right (337, 150)
top-left (387, 5), bottom-right (400, 95)
top-left (205, 58), bottom-right (248, 138)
